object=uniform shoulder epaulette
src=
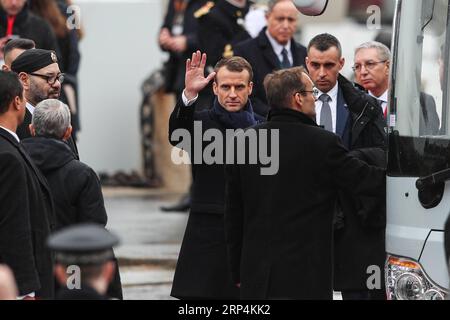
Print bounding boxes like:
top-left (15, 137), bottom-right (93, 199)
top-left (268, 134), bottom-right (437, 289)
top-left (194, 1), bottom-right (215, 18)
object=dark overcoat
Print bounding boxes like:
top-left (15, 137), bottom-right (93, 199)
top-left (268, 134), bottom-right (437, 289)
top-left (224, 108), bottom-right (385, 299)
top-left (333, 75), bottom-right (388, 292)
top-left (0, 127), bottom-right (55, 298)
top-left (168, 98), bottom-right (260, 299)
top-left (21, 136), bottom-right (123, 300)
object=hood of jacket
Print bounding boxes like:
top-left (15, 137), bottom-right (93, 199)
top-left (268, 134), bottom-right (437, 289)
top-left (22, 136), bottom-right (76, 174)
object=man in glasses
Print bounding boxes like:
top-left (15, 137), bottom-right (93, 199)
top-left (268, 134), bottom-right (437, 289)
top-left (354, 40), bottom-right (439, 135)
top-left (353, 41), bottom-right (390, 118)
top-left (11, 48), bottom-right (78, 158)
top-left (306, 33), bottom-right (387, 300)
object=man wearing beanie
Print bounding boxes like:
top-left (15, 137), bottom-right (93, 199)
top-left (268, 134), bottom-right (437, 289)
top-left (11, 48), bottom-right (78, 158)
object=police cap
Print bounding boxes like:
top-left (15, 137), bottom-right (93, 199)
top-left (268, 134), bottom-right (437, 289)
top-left (47, 223), bottom-right (120, 265)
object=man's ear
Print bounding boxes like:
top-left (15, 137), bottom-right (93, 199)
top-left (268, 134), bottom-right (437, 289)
top-left (293, 92), bottom-right (303, 112)
top-left (305, 57), bottom-right (311, 72)
top-left (339, 57), bottom-right (345, 70)
top-left (103, 261), bottom-right (116, 285)
top-left (213, 81), bottom-right (218, 96)
top-left (18, 72), bottom-right (30, 90)
top-left (248, 81), bottom-right (253, 95)
top-left (1, 64), bottom-right (9, 71)
top-left (54, 265), bottom-right (68, 287)
top-left (29, 124), bottom-right (36, 137)
top-left (13, 95), bottom-right (22, 110)
top-left (62, 126), bottom-right (73, 141)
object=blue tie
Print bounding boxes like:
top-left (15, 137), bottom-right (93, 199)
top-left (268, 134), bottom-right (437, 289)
top-left (280, 48), bottom-right (291, 69)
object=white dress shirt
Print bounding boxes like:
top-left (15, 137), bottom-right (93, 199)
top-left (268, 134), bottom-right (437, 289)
top-left (26, 102), bottom-right (35, 115)
top-left (182, 90), bottom-right (198, 106)
top-left (369, 90), bottom-right (388, 115)
top-left (0, 126), bottom-right (20, 142)
top-left (266, 30), bottom-right (293, 66)
top-left (315, 83), bottom-right (339, 133)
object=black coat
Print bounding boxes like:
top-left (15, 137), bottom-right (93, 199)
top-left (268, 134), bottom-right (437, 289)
top-left (169, 98), bottom-right (262, 214)
top-left (0, 128), bottom-right (55, 298)
top-left (233, 28), bottom-right (307, 117)
top-left (0, 3), bottom-right (58, 52)
top-left (333, 74), bottom-right (387, 291)
top-left (21, 136), bottom-right (124, 300)
top-left (17, 108), bottom-right (79, 159)
top-left (224, 108), bottom-right (386, 299)
top-left (169, 98), bottom-right (259, 298)
top-left (161, 0), bottom-right (207, 94)
top-left (197, 0), bottom-right (251, 69)
top-left (22, 137), bottom-right (106, 231)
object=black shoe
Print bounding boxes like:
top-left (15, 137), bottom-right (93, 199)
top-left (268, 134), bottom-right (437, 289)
top-left (161, 194), bottom-right (190, 212)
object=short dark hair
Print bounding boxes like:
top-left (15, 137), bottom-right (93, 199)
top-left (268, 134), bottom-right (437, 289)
top-left (0, 71), bottom-right (23, 114)
top-left (308, 33), bottom-right (342, 57)
top-left (264, 66), bottom-right (308, 109)
top-left (3, 38), bottom-right (36, 56)
top-left (214, 56), bottom-right (253, 83)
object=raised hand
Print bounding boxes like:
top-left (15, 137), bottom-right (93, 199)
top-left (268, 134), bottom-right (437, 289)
top-left (184, 51), bottom-right (216, 100)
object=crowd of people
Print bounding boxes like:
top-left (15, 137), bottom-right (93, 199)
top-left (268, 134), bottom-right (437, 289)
top-left (0, 0), bottom-right (121, 300)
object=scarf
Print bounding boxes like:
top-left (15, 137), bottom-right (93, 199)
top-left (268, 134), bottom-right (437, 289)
top-left (211, 98), bottom-right (257, 129)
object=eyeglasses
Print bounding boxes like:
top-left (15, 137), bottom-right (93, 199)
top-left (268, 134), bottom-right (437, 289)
top-left (29, 73), bottom-right (64, 85)
top-left (297, 87), bottom-right (319, 99)
top-left (352, 60), bottom-right (387, 72)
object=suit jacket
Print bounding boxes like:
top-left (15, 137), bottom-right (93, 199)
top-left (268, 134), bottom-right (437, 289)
top-left (420, 92), bottom-right (440, 135)
top-left (224, 108), bottom-right (385, 299)
top-left (233, 28), bottom-right (307, 117)
top-left (335, 86), bottom-right (351, 149)
top-left (0, 128), bottom-right (55, 298)
top-left (17, 108), bottom-right (80, 160)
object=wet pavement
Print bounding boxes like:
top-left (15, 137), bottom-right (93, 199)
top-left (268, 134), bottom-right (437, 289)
top-left (104, 187), bottom-right (342, 300)
top-left (103, 188), bottom-right (188, 300)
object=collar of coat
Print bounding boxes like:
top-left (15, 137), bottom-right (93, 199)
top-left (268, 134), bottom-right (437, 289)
top-left (267, 107), bottom-right (319, 127)
top-left (337, 73), bottom-right (382, 119)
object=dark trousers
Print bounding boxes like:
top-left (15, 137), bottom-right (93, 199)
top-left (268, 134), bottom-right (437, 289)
top-left (341, 289), bottom-right (386, 300)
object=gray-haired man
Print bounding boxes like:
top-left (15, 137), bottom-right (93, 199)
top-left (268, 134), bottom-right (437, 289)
top-left (21, 99), bottom-right (123, 299)
top-left (353, 41), bottom-right (391, 117)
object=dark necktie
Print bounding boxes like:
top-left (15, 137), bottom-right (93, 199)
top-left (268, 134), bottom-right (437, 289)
top-left (280, 48), bottom-right (291, 69)
top-left (378, 99), bottom-right (388, 119)
top-left (319, 94), bottom-right (333, 132)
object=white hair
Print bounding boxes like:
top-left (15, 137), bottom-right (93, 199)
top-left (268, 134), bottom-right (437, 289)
top-left (32, 99), bottom-right (71, 139)
top-left (355, 41), bottom-right (391, 61)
